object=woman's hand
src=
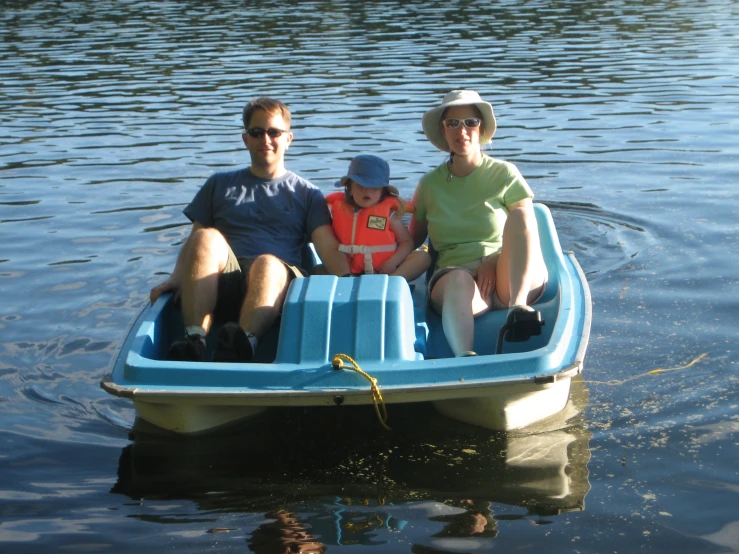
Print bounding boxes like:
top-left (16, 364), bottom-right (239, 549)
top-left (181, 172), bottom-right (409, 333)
top-left (474, 254), bottom-right (499, 300)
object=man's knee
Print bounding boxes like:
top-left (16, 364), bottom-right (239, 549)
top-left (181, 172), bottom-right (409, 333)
top-left (250, 253), bottom-right (283, 270)
top-left (248, 254), bottom-right (290, 283)
top-left (189, 227), bottom-right (229, 258)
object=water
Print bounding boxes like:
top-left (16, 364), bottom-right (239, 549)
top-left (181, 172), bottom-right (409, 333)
top-left (1, 0), bottom-right (737, 551)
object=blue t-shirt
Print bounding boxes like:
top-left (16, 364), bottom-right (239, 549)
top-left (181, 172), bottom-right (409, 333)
top-left (183, 168), bottom-right (331, 266)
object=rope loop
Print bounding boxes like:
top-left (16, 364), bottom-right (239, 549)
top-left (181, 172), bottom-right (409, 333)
top-left (331, 353), bottom-right (391, 431)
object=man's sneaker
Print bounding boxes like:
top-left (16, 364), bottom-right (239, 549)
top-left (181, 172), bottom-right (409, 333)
top-left (213, 322), bottom-right (254, 363)
top-left (166, 333), bottom-right (206, 362)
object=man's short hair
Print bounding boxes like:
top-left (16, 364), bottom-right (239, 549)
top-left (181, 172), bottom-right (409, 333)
top-left (242, 97), bottom-right (292, 129)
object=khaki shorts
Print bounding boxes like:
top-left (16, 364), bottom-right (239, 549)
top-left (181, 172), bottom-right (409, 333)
top-left (427, 257), bottom-right (545, 311)
top-left (215, 248), bottom-right (305, 322)
top-left (427, 258), bottom-right (498, 303)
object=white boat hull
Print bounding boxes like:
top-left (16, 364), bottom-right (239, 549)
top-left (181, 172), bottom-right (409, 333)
top-left (126, 374), bottom-right (573, 434)
top-left (433, 377), bottom-right (572, 431)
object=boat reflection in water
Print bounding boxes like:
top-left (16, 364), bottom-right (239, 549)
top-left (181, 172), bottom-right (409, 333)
top-left (112, 380), bottom-right (590, 551)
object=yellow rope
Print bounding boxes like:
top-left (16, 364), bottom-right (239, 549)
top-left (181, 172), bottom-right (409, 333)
top-left (332, 353), bottom-right (391, 431)
top-left (588, 353), bottom-right (709, 386)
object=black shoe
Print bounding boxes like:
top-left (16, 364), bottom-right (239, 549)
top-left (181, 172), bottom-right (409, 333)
top-left (213, 322), bottom-right (254, 363)
top-left (167, 333), bottom-right (206, 362)
top-left (503, 306), bottom-right (544, 342)
top-left (496, 306), bottom-right (545, 354)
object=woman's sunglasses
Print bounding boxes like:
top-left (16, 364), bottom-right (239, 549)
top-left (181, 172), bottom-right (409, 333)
top-left (443, 118), bottom-right (481, 129)
top-left (246, 127), bottom-right (287, 138)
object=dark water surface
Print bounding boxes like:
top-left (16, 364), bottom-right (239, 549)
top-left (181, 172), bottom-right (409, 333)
top-left (1, 0), bottom-right (737, 552)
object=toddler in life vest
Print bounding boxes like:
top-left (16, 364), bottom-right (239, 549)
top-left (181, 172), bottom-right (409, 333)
top-left (327, 155), bottom-right (430, 281)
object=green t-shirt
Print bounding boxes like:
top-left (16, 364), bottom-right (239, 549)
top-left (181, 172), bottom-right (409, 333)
top-left (413, 155), bottom-right (533, 268)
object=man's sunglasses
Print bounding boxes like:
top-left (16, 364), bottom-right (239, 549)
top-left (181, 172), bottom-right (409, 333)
top-left (246, 127), bottom-right (287, 139)
top-left (443, 118), bottom-right (482, 129)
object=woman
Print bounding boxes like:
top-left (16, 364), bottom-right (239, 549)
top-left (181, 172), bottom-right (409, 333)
top-left (410, 90), bottom-right (548, 357)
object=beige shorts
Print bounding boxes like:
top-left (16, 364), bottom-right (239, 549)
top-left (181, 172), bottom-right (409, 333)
top-left (427, 257), bottom-right (545, 311)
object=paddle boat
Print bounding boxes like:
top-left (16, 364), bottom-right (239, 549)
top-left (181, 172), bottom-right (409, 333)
top-left (101, 203), bottom-right (592, 434)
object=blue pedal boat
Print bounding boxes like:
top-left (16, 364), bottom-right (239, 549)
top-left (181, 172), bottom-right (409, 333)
top-left (101, 203), bottom-right (592, 434)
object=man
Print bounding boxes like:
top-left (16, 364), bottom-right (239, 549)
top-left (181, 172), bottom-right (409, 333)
top-left (150, 97), bottom-right (349, 362)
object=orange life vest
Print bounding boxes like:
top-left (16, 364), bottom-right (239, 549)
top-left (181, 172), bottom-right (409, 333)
top-left (326, 192), bottom-right (400, 274)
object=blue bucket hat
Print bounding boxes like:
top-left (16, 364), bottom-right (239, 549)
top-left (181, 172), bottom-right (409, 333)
top-left (335, 154), bottom-right (398, 195)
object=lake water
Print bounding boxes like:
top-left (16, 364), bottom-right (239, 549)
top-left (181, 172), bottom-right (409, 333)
top-left (1, 0), bottom-right (737, 552)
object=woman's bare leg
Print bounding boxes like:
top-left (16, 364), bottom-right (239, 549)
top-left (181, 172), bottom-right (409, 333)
top-left (496, 206), bottom-right (547, 308)
top-left (430, 269), bottom-right (490, 356)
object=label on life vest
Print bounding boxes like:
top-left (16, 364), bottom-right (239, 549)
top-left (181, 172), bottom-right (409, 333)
top-left (367, 215), bottom-right (387, 231)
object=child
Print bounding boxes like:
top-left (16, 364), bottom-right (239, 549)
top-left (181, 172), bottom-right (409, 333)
top-left (327, 155), bottom-right (430, 281)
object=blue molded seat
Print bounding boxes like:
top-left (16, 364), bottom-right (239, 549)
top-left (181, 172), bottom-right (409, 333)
top-left (276, 274), bottom-right (421, 364)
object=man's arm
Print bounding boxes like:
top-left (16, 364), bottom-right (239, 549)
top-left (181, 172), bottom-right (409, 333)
top-left (149, 222), bottom-right (204, 303)
top-left (311, 224), bottom-right (351, 276)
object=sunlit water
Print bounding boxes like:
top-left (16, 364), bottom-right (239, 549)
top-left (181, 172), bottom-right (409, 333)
top-left (1, 0), bottom-right (737, 552)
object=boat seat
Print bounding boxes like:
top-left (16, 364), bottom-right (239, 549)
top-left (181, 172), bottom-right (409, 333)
top-left (417, 283), bottom-right (558, 358)
top-left (416, 205), bottom-right (562, 358)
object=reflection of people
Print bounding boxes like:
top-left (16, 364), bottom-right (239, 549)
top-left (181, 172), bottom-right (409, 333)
top-left (326, 154), bottom-right (430, 280)
top-left (410, 500), bottom-right (498, 554)
top-left (410, 90), bottom-right (548, 356)
top-left (429, 503), bottom-right (498, 538)
top-left (149, 97), bottom-right (349, 363)
top-left (247, 510), bottom-right (327, 554)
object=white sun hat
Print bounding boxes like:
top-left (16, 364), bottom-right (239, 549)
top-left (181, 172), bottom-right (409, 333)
top-left (422, 90), bottom-right (497, 152)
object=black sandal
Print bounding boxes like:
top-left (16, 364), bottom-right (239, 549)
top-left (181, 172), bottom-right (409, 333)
top-left (496, 306), bottom-right (544, 354)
